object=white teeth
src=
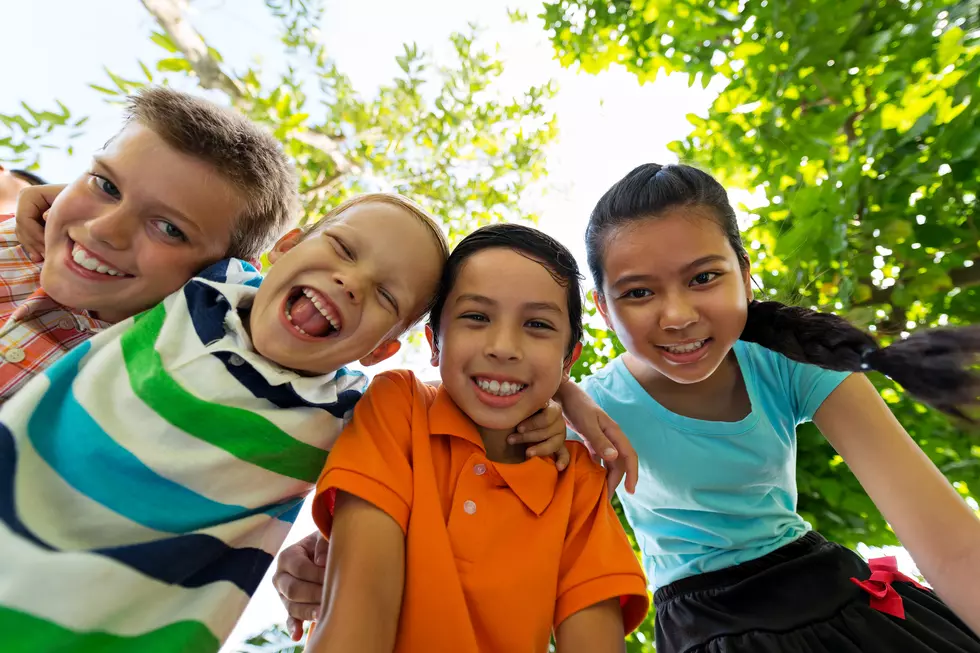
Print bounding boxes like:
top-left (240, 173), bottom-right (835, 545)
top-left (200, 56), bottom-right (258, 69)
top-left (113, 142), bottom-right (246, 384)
top-left (476, 378), bottom-right (526, 397)
top-left (302, 287), bottom-right (341, 331)
top-left (663, 340), bottom-right (706, 354)
top-left (71, 243), bottom-right (124, 277)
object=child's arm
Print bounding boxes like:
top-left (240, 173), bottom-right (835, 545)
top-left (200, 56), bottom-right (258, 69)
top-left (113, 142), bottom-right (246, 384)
top-left (306, 492), bottom-right (404, 653)
top-left (510, 381), bottom-right (638, 493)
top-left (554, 598), bottom-right (627, 653)
top-left (814, 374), bottom-right (980, 633)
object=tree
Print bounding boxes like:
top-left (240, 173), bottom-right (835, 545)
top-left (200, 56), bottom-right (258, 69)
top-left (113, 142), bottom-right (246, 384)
top-left (0, 101), bottom-right (86, 170)
top-left (552, 0), bottom-right (978, 649)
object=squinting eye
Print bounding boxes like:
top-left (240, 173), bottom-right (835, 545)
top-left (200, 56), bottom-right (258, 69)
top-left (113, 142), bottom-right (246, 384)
top-left (151, 220), bottom-right (187, 243)
top-left (692, 272), bottom-right (719, 286)
top-left (461, 313), bottom-right (489, 323)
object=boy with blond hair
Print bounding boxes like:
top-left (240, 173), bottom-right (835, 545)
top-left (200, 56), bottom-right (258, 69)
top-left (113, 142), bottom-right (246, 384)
top-left (0, 86), bottom-right (297, 403)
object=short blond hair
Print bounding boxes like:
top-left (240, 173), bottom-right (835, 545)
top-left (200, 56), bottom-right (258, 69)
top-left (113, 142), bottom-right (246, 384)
top-left (307, 193), bottom-right (450, 322)
top-left (125, 87), bottom-right (299, 259)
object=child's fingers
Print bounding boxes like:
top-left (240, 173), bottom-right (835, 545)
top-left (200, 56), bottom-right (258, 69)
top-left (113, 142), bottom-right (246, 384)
top-left (515, 400), bottom-right (561, 436)
top-left (554, 443), bottom-right (570, 471)
top-left (525, 431), bottom-right (565, 458)
top-left (598, 414), bottom-right (638, 493)
top-left (604, 457), bottom-right (626, 495)
top-left (313, 532), bottom-right (329, 566)
top-left (286, 615), bottom-right (307, 641)
top-left (16, 219), bottom-right (46, 262)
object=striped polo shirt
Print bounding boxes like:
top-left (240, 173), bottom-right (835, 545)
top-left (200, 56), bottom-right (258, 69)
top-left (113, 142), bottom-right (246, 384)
top-left (0, 258), bottom-right (366, 653)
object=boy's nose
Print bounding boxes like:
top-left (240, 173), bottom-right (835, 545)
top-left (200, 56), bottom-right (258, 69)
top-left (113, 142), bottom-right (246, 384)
top-left (333, 272), bottom-right (363, 304)
top-left (484, 326), bottom-right (522, 361)
top-left (87, 208), bottom-right (136, 250)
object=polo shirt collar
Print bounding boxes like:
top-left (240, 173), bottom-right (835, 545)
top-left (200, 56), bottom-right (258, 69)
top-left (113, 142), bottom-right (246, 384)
top-left (428, 386), bottom-right (558, 516)
top-left (14, 288), bottom-right (108, 332)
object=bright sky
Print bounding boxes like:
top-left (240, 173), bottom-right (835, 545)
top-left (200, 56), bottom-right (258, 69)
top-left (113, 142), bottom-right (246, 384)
top-left (1, 1), bottom-right (917, 649)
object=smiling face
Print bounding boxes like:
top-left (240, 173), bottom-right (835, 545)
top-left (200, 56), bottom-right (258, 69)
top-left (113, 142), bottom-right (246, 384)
top-left (39, 123), bottom-right (244, 323)
top-left (595, 207), bottom-right (753, 385)
top-left (248, 201), bottom-right (444, 375)
top-left (428, 248), bottom-right (575, 433)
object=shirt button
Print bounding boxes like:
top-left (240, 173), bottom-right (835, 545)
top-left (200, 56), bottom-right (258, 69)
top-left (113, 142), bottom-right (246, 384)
top-left (463, 500), bottom-right (477, 515)
top-left (228, 354), bottom-right (245, 366)
top-left (58, 317), bottom-right (75, 330)
top-left (4, 348), bottom-right (26, 364)
top-left (473, 463), bottom-right (487, 476)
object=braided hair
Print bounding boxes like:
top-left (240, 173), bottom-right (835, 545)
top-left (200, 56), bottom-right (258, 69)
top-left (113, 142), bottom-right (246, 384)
top-left (586, 163), bottom-right (980, 419)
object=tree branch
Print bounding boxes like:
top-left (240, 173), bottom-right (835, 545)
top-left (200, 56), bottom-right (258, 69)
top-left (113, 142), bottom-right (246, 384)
top-left (140, 0), bottom-right (243, 98)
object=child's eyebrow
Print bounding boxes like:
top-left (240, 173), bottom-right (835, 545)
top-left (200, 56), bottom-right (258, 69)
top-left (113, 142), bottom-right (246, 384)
top-left (455, 294), bottom-right (563, 314)
top-left (455, 293), bottom-right (496, 306)
top-left (523, 301), bottom-right (563, 314)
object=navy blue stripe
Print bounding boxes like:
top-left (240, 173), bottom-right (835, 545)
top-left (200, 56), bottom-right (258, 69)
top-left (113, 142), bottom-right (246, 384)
top-left (181, 278), bottom-right (363, 417)
top-left (0, 424), bottom-right (278, 596)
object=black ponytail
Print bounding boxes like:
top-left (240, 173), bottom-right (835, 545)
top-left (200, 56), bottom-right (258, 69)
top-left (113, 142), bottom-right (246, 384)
top-left (743, 300), bottom-right (980, 419)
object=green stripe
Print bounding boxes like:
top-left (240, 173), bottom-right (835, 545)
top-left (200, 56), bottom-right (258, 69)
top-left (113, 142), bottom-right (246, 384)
top-left (0, 606), bottom-right (219, 653)
top-left (120, 303), bottom-right (328, 482)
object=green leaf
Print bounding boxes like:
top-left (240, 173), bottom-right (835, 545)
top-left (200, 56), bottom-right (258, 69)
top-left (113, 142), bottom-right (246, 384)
top-left (150, 31), bottom-right (179, 53)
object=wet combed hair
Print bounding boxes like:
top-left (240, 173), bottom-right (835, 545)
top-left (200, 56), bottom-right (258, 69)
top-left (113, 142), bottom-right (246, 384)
top-left (586, 162), bottom-right (980, 419)
top-left (307, 193), bottom-right (451, 324)
top-left (124, 87), bottom-right (299, 260)
top-left (429, 223), bottom-right (584, 359)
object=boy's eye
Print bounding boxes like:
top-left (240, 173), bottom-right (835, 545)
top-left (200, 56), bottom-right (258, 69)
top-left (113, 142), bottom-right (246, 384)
top-left (460, 312), bottom-right (489, 323)
top-left (526, 319), bottom-right (555, 330)
top-left (379, 287), bottom-right (400, 316)
top-left (151, 220), bottom-right (188, 243)
top-left (91, 174), bottom-right (121, 200)
top-left (620, 288), bottom-right (653, 300)
top-left (332, 236), bottom-right (354, 260)
top-left (691, 271), bottom-right (720, 286)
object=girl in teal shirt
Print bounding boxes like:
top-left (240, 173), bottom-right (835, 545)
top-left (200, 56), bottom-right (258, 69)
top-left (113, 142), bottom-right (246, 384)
top-left (579, 162), bottom-right (980, 653)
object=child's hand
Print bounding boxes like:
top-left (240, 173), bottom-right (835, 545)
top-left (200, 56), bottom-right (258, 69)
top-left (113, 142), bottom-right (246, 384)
top-left (272, 531), bottom-right (329, 641)
top-left (556, 381), bottom-right (639, 495)
top-left (14, 183), bottom-right (65, 262)
top-left (510, 400), bottom-right (572, 471)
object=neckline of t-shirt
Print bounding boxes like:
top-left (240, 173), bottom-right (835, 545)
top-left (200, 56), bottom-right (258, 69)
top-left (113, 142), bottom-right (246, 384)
top-left (611, 341), bottom-right (761, 435)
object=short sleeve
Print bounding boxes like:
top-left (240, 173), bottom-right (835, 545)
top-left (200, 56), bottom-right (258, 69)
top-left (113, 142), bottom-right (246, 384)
top-left (555, 444), bottom-right (650, 633)
top-left (776, 352), bottom-right (850, 424)
top-left (311, 370), bottom-right (417, 537)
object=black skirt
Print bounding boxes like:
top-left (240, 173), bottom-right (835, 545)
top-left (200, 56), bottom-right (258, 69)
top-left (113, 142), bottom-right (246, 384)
top-left (653, 532), bottom-right (980, 653)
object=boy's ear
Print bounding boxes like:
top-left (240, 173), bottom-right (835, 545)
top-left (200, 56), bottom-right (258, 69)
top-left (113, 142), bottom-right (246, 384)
top-left (424, 324), bottom-right (440, 367)
top-left (358, 339), bottom-right (401, 367)
top-left (268, 228), bottom-right (304, 264)
top-left (592, 289), bottom-right (615, 333)
top-left (563, 341), bottom-right (583, 379)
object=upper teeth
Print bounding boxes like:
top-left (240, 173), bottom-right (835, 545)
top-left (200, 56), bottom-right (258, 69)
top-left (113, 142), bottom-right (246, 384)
top-left (476, 378), bottom-right (526, 396)
top-left (663, 340), bottom-right (706, 354)
top-left (302, 287), bottom-right (341, 331)
top-left (71, 243), bottom-right (124, 276)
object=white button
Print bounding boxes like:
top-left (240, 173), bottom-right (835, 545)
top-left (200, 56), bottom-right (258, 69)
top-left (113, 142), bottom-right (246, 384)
top-left (228, 354), bottom-right (245, 366)
top-left (4, 348), bottom-right (25, 364)
top-left (463, 500), bottom-right (477, 515)
top-left (473, 463), bottom-right (487, 476)
top-left (58, 318), bottom-right (75, 330)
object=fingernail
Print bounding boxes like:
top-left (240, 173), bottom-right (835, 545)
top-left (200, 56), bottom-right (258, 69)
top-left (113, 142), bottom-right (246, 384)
top-left (508, 436), bottom-right (517, 444)
top-left (602, 447), bottom-right (617, 459)
top-left (517, 425), bottom-right (525, 433)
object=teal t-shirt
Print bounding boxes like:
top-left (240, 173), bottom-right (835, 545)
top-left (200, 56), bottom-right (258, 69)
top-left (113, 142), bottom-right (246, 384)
top-left (579, 340), bottom-right (850, 590)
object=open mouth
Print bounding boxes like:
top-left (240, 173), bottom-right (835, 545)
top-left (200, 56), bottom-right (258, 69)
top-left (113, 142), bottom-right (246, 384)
top-left (69, 240), bottom-right (131, 277)
top-left (472, 376), bottom-right (528, 397)
top-left (283, 286), bottom-right (343, 338)
top-left (658, 339), bottom-right (709, 355)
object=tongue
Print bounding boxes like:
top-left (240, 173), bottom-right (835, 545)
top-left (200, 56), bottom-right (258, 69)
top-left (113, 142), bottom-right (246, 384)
top-left (289, 296), bottom-right (332, 337)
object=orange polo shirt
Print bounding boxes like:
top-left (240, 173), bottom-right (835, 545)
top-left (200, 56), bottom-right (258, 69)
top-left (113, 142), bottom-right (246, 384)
top-left (312, 369), bottom-right (649, 652)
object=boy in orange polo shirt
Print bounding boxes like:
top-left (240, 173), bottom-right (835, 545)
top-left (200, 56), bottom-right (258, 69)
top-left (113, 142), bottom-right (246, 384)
top-left (310, 224), bottom-right (649, 653)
